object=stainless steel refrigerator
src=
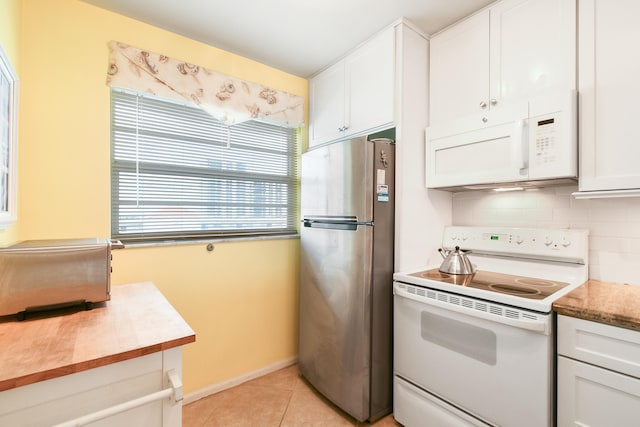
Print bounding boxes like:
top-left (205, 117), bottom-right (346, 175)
top-left (298, 136), bottom-right (394, 422)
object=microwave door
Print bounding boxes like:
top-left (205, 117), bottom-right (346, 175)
top-left (426, 118), bottom-right (529, 189)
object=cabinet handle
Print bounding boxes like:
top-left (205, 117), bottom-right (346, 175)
top-left (482, 117), bottom-right (488, 123)
top-left (479, 101), bottom-right (488, 109)
top-left (52, 369), bottom-right (183, 427)
top-left (490, 98), bottom-right (498, 106)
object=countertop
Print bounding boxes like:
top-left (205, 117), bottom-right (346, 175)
top-left (0, 281), bottom-right (195, 392)
top-left (553, 280), bottom-right (640, 331)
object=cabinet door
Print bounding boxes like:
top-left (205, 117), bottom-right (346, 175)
top-left (346, 26), bottom-right (395, 136)
top-left (557, 356), bottom-right (640, 426)
top-left (578, 0), bottom-right (640, 192)
top-left (429, 9), bottom-right (490, 127)
top-left (309, 61), bottom-right (346, 147)
top-left (490, 0), bottom-right (576, 110)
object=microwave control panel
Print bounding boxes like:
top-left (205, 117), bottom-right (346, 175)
top-left (534, 117), bottom-right (558, 166)
top-left (527, 91), bottom-right (577, 180)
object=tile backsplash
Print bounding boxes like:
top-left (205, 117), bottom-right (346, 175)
top-left (452, 185), bottom-right (640, 286)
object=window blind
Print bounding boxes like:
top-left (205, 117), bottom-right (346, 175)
top-left (110, 89), bottom-right (299, 243)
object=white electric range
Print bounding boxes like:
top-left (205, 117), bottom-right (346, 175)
top-left (393, 226), bottom-right (589, 427)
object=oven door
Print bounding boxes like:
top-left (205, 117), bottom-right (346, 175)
top-left (393, 282), bottom-right (553, 427)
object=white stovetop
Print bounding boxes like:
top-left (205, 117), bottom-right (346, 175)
top-left (394, 253), bottom-right (588, 313)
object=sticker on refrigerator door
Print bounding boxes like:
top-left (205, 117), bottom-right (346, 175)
top-left (377, 184), bottom-right (389, 202)
top-left (377, 169), bottom-right (386, 185)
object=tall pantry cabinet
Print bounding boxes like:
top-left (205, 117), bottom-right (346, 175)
top-left (308, 18), bottom-right (452, 273)
top-left (574, 0), bottom-right (640, 197)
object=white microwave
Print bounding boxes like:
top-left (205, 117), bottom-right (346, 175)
top-left (426, 91), bottom-right (577, 191)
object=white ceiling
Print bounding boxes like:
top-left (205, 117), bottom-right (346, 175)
top-left (82, 0), bottom-right (494, 78)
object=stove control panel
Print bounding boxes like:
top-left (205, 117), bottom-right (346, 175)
top-left (442, 226), bottom-right (589, 264)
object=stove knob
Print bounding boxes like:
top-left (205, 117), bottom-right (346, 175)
top-left (561, 236), bottom-right (571, 247)
top-left (544, 235), bottom-right (553, 246)
top-left (515, 235), bottom-right (524, 244)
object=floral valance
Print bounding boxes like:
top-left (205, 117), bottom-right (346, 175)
top-left (106, 41), bottom-right (304, 128)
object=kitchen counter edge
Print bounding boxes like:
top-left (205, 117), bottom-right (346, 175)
top-left (553, 279), bottom-right (640, 331)
top-left (0, 281), bottom-right (196, 392)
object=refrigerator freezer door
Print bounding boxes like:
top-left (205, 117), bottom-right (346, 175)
top-left (299, 222), bottom-right (373, 421)
top-left (301, 137), bottom-right (373, 221)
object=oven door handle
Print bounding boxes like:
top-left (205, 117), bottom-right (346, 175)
top-left (394, 285), bottom-right (550, 334)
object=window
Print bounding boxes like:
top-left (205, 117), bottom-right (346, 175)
top-left (110, 89), bottom-right (300, 243)
top-left (0, 45), bottom-right (18, 228)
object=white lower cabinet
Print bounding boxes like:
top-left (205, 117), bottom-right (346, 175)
top-left (557, 315), bottom-right (640, 426)
top-left (0, 348), bottom-right (183, 427)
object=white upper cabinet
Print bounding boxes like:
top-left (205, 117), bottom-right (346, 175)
top-left (309, 26), bottom-right (395, 148)
top-left (346, 30), bottom-right (395, 139)
top-left (490, 0), bottom-right (576, 111)
top-left (574, 0), bottom-right (640, 197)
top-left (429, 0), bottom-right (576, 130)
top-left (308, 61), bottom-right (346, 146)
top-left (429, 10), bottom-right (490, 127)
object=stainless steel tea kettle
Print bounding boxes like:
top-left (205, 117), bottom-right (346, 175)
top-left (438, 246), bottom-right (476, 275)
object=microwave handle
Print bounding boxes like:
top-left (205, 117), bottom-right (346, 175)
top-left (511, 119), bottom-right (528, 171)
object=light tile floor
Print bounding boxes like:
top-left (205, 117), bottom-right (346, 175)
top-left (183, 364), bottom-right (401, 426)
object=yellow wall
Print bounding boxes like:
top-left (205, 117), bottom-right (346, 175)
top-left (0, 0), bottom-right (21, 245)
top-left (18, 0), bottom-right (306, 394)
top-left (0, 0), bottom-right (20, 69)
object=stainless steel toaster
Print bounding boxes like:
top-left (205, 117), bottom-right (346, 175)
top-left (0, 238), bottom-right (123, 318)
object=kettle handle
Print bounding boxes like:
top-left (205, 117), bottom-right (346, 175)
top-left (454, 246), bottom-right (472, 254)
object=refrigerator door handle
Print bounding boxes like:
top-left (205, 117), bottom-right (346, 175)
top-left (302, 218), bottom-right (374, 230)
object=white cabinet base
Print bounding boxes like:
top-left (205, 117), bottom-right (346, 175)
top-left (557, 315), bottom-right (640, 426)
top-left (0, 348), bottom-right (183, 427)
top-left (557, 356), bottom-right (640, 426)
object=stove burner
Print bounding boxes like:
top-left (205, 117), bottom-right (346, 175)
top-left (515, 278), bottom-right (559, 288)
top-left (488, 283), bottom-right (542, 296)
top-left (418, 270), bottom-right (475, 286)
top-left (418, 271), bottom-right (451, 279)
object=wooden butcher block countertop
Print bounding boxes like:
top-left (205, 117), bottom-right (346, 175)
top-left (553, 279), bottom-right (640, 331)
top-left (0, 281), bottom-right (195, 392)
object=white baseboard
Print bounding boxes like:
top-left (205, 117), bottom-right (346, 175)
top-left (183, 356), bottom-right (298, 405)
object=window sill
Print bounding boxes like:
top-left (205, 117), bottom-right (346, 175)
top-left (118, 233), bottom-right (300, 249)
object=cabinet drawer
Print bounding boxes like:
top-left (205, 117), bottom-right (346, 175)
top-left (394, 376), bottom-right (484, 427)
top-left (557, 315), bottom-right (640, 378)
